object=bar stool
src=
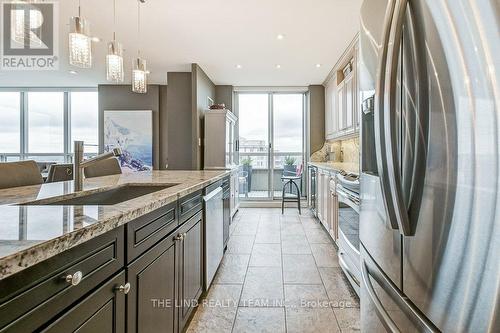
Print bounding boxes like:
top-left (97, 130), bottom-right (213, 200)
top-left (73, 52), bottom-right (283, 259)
top-left (83, 157), bottom-right (122, 178)
top-left (0, 160), bottom-right (43, 189)
top-left (281, 163), bottom-right (303, 214)
top-left (46, 164), bottom-right (74, 183)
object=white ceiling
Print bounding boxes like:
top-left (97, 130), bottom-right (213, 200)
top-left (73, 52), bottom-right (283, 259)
top-left (0, 0), bottom-right (362, 87)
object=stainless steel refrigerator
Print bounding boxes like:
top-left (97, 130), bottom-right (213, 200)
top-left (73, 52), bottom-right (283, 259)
top-left (359, 0), bottom-right (499, 332)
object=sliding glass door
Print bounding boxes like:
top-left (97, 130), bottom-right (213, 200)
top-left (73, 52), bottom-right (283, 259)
top-left (236, 92), bottom-right (305, 200)
top-left (272, 94), bottom-right (305, 198)
top-left (237, 94), bottom-right (271, 199)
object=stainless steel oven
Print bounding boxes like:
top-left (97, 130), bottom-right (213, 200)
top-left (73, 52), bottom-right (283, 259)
top-left (336, 174), bottom-right (361, 295)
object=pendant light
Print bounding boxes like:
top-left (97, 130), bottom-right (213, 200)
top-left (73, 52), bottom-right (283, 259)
top-left (106, 0), bottom-right (124, 82)
top-left (69, 0), bottom-right (92, 68)
top-left (132, 0), bottom-right (148, 94)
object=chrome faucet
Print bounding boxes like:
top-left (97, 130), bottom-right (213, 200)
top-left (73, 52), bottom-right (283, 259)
top-left (73, 141), bottom-right (122, 191)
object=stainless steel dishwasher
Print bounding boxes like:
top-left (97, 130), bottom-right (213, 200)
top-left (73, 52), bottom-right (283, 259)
top-left (203, 184), bottom-right (224, 290)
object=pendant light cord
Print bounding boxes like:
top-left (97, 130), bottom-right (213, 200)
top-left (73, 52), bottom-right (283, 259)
top-left (78, 0), bottom-right (81, 17)
top-left (137, 0), bottom-right (141, 57)
top-left (113, 0), bottom-right (116, 41)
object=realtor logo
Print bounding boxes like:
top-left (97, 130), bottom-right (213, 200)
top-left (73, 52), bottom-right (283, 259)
top-left (1, 1), bottom-right (59, 70)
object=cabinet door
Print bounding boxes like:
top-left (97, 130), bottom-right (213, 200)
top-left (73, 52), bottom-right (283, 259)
top-left (223, 194), bottom-right (231, 248)
top-left (322, 174), bottom-right (330, 230)
top-left (41, 272), bottom-right (126, 333)
top-left (178, 212), bottom-right (203, 331)
top-left (233, 172), bottom-right (239, 212)
top-left (345, 73), bottom-right (354, 129)
top-left (127, 235), bottom-right (178, 333)
top-left (337, 82), bottom-right (346, 130)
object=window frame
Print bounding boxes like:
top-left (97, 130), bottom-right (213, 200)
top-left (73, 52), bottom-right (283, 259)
top-left (0, 87), bottom-right (98, 162)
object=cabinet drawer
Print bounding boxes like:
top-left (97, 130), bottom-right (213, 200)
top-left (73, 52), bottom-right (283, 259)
top-left (127, 202), bottom-right (178, 263)
top-left (41, 271), bottom-right (126, 333)
top-left (0, 227), bottom-right (124, 333)
top-left (178, 190), bottom-right (202, 224)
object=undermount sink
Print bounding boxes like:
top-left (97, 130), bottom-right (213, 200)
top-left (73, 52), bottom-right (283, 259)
top-left (24, 184), bottom-right (178, 206)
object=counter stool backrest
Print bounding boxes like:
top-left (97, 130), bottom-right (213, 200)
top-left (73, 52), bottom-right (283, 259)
top-left (0, 160), bottom-right (44, 189)
top-left (83, 157), bottom-right (122, 178)
top-left (46, 164), bottom-right (74, 183)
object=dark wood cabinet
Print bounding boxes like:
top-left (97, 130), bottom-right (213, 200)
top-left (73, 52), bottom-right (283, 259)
top-left (41, 271), bottom-right (126, 333)
top-left (127, 204), bottom-right (203, 333)
top-left (126, 202), bottom-right (178, 263)
top-left (0, 187), bottom-right (214, 333)
top-left (0, 227), bottom-right (124, 333)
top-left (177, 211), bottom-right (203, 331)
top-left (126, 232), bottom-right (178, 333)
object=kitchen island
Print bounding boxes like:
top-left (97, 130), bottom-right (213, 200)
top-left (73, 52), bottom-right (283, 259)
top-left (0, 170), bottom-right (230, 332)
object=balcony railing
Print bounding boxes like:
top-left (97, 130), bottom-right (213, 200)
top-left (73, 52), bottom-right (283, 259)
top-left (238, 152), bottom-right (305, 199)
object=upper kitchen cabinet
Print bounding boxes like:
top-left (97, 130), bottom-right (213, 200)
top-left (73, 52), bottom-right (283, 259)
top-left (204, 109), bottom-right (238, 170)
top-left (325, 36), bottom-right (360, 140)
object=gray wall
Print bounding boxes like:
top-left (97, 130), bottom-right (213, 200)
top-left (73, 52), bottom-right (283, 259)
top-left (159, 85), bottom-right (168, 169)
top-left (308, 85), bottom-right (325, 154)
top-left (166, 72), bottom-right (193, 170)
top-left (97, 69), bottom-right (235, 172)
top-left (191, 64), bottom-right (216, 170)
top-left (98, 85), bottom-right (161, 170)
top-left (215, 85), bottom-right (234, 111)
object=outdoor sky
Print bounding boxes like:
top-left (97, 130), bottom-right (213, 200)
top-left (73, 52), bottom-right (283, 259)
top-left (0, 91), bottom-right (98, 156)
top-left (238, 93), bottom-right (303, 153)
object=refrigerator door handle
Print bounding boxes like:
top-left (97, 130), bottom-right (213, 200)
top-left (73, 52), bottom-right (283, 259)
top-left (362, 257), bottom-right (440, 333)
top-left (374, 0), bottom-right (400, 230)
top-left (383, 0), bottom-right (413, 236)
top-left (361, 260), bottom-right (401, 333)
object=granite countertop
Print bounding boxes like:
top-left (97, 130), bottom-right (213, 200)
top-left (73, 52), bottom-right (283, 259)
top-left (308, 161), bottom-right (360, 174)
top-left (0, 170), bottom-right (230, 280)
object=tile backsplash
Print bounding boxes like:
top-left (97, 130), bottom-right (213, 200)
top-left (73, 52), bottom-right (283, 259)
top-left (310, 137), bottom-right (360, 164)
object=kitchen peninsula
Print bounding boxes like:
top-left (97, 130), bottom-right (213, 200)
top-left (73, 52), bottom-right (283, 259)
top-left (0, 170), bottom-right (230, 332)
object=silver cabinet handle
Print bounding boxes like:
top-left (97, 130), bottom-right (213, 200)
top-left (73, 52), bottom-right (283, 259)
top-left (361, 260), bottom-right (400, 333)
top-left (115, 282), bottom-right (131, 294)
top-left (65, 271), bottom-right (83, 286)
top-left (174, 233), bottom-right (184, 241)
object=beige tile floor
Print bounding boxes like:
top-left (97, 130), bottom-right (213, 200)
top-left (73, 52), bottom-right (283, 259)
top-left (187, 208), bottom-right (360, 333)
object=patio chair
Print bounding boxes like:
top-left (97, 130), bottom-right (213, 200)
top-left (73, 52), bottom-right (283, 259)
top-left (239, 170), bottom-right (249, 198)
top-left (281, 162), bottom-right (303, 214)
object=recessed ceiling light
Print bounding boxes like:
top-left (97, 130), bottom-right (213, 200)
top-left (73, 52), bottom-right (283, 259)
top-left (69, 70), bottom-right (78, 75)
top-left (315, 63), bottom-right (322, 68)
top-left (91, 37), bottom-right (101, 42)
top-left (236, 64), bottom-right (242, 69)
top-left (277, 34), bottom-right (285, 40)
top-left (275, 64), bottom-right (281, 69)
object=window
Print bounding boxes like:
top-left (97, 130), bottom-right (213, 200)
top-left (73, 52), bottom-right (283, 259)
top-left (0, 89), bottom-right (98, 162)
top-left (27, 92), bottom-right (65, 153)
top-left (0, 92), bottom-right (21, 154)
top-left (71, 92), bottom-right (99, 153)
